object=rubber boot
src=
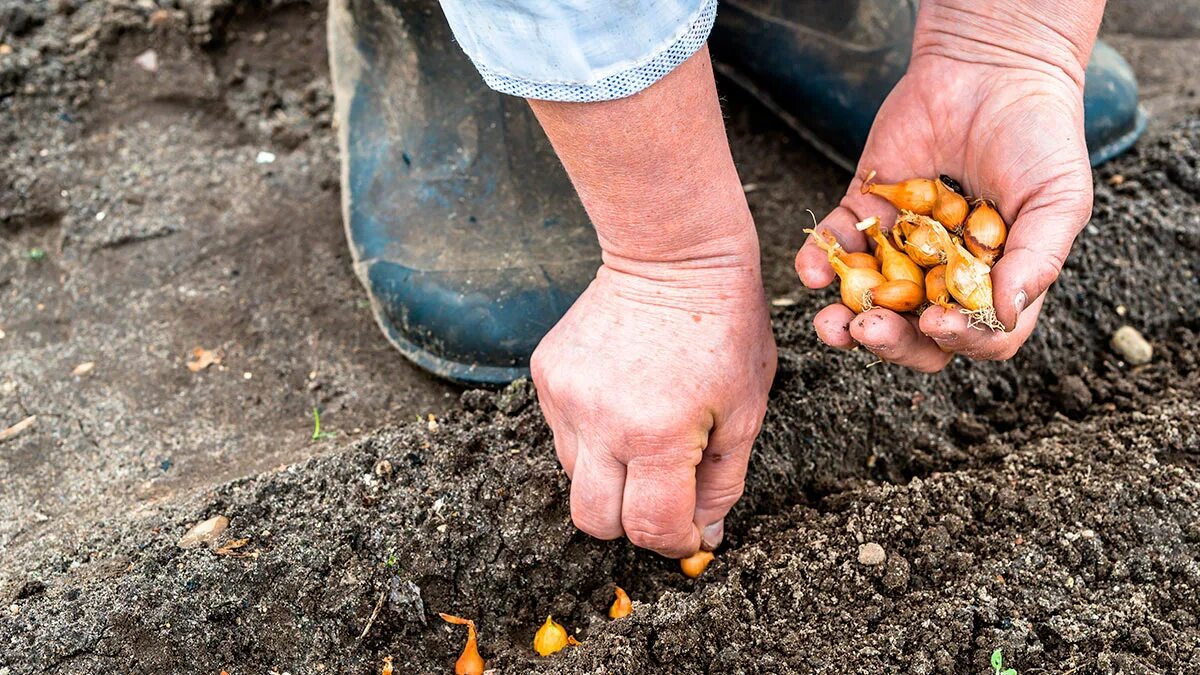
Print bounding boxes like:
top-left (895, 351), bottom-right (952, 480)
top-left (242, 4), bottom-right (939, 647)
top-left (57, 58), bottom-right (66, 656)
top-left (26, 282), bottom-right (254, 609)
top-left (328, 0), bottom-right (600, 385)
top-left (709, 0), bottom-right (1146, 169)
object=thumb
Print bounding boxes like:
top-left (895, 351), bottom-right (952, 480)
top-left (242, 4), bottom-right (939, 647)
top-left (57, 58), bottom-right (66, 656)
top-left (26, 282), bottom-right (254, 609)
top-left (991, 183), bottom-right (1092, 330)
top-left (692, 423), bottom-right (755, 551)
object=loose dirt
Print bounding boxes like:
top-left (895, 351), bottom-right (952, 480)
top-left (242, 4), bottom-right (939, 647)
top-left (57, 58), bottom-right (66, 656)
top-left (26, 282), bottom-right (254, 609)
top-left (2, 1), bottom-right (1199, 673)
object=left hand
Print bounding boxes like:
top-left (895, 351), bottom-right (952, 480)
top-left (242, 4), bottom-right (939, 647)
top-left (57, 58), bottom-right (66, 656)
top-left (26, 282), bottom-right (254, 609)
top-left (795, 10), bottom-right (1096, 371)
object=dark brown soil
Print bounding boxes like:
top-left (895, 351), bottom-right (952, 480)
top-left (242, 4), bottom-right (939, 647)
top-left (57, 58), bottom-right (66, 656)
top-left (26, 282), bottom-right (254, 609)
top-left (2, 2), bottom-right (1200, 674)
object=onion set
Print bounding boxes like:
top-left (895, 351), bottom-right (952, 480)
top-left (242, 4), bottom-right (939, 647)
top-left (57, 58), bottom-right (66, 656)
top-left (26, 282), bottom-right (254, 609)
top-left (814, 171), bottom-right (1009, 330)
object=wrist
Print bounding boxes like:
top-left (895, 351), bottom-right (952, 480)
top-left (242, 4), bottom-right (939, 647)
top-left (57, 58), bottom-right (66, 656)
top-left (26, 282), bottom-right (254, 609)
top-left (912, 0), bottom-right (1104, 91)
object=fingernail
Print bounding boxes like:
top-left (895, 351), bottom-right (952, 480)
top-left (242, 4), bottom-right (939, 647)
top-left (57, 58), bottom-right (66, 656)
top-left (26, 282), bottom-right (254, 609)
top-left (1014, 290), bottom-right (1027, 315)
top-left (701, 520), bottom-right (724, 551)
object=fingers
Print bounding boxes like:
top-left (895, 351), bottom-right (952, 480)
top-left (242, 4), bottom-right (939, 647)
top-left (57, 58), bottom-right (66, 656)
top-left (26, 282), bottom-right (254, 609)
top-left (813, 304), bottom-right (858, 350)
top-left (919, 294), bottom-right (1045, 360)
top-left (622, 450), bottom-right (702, 558)
top-left (991, 181), bottom-right (1091, 330)
top-left (849, 309), bottom-right (953, 373)
top-left (693, 422), bottom-right (756, 551)
top-left (568, 440), bottom-right (627, 541)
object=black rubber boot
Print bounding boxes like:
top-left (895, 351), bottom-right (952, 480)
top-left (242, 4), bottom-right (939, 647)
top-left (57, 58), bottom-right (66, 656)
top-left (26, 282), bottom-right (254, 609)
top-left (328, 0), bottom-right (599, 385)
top-left (710, 0), bottom-right (1146, 169)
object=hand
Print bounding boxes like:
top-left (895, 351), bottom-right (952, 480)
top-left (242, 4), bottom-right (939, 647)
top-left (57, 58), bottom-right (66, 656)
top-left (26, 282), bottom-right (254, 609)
top-left (531, 256), bottom-right (776, 558)
top-left (795, 3), bottom-right (1098, 371)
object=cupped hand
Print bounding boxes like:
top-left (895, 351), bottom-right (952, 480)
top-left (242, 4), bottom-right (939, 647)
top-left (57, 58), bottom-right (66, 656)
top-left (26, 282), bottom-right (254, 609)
top-left (531, 259), bottom-right (776, 558)
top-left (796, 51), bottom-right (1094, 371)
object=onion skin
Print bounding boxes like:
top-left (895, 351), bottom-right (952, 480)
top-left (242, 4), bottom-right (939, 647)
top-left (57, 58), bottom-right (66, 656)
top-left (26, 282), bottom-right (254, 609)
top-left (857, 218), bottom-right (924, 288)
top-left (963, 201), bottom-right (1007, 267)
top-left (842, 251), bottom-right (882, 272)
top-left (533, 616), bottom-right (571, 657)
top-left (681, 551), bottom-right (715, 578)
top-left (928, 221), bottom-right (997, 325)
top-left (861, 170), bottom-right (937, 215)
top-left (933, 177), bottom-right (969, 232)
top-left (925, 265), bottom-right (953, 309)
top-left (830, 256), bottom-right (886, 314)
top-left (865, 279), bottom-right (924, 313)
top-left (609, 587), bottom-right (633, 619)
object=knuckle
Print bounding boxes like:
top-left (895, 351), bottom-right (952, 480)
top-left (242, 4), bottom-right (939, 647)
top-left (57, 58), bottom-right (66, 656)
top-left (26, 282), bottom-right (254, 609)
top-left (570, 498), bottom-right (619, 539)
top-left (699, 481), bottom-right (744, 512)
top-left (623, 517), bottom-right (687, 552)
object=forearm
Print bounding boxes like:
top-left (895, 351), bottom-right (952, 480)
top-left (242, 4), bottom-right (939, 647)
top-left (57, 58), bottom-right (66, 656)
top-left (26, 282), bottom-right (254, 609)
top-left (914, 0), bottom-right (1107, 89)
top-left (527, 46), bottom-right (757, 277)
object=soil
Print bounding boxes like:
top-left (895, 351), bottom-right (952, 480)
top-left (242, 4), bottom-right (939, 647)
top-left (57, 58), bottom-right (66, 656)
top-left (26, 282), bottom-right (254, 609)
top-left (2, 1), bottom-right (1200, 674)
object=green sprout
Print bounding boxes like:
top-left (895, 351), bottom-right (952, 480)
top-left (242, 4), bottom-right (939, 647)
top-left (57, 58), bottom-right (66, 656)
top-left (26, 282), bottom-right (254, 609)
top-left (311, 406), bottom-right (335, 441)
top-left (386, 555), bottom-right (397, 567)
top-left (27, 248), bottom-right (46, 261)
top-left (991, 649), bottom-right (1017, 675)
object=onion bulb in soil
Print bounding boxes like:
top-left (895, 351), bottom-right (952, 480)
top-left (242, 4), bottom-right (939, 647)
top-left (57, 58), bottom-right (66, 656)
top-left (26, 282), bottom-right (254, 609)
top-left (609, 587), bottom-right (633, 619)
top-left (860, 170), bottom-right (937, 214)
top-left (864, 279), bottom-right (924, 313)
top-left (855, 217), bottom-right (924, 288)
top-left (438, 613), bottom-right (485, 675)
top-left (893, 211), bottom-right (950, 267)
top-left (681, 551), bottom-right (715, 579)
top-left (928, 221), bottom-right (1002, 330)
top-left (932, 176), bottom-right (969, 232)
top-left (962, 200), bottom-right (1008, 266)
top-left (925, 265), bottom-right (954, 309)
top-left (533, 616), bottom-right (580, 657)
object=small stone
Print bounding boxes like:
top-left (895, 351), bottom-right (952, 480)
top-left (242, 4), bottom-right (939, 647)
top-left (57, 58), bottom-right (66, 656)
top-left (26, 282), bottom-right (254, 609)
top-left (1110, 325), bottom-right (1153, 365)
top-left (133, 49), bottom-right (158, 73)
top-left (149, 9), bottom-right (171, 27)
top-left (178, 515), bottom-right (229, 548)
top-left (858, 542), bottom-right (886, 566)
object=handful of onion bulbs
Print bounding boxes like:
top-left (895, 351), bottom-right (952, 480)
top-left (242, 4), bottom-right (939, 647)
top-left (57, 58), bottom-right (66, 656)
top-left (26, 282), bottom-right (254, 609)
top-left (807, 170), bottom-right (1009, 331)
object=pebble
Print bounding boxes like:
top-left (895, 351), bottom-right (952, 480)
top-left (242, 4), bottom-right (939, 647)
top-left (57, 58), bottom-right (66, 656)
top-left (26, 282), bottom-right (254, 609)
top-left (178, 515), bottom-right (229, 548)
top-left (1110, 325), bottom-right (1153, 365)
top-left (857, 542), bottom-right (886, 566)
top-left (133, 49), bottom-right (158, 73)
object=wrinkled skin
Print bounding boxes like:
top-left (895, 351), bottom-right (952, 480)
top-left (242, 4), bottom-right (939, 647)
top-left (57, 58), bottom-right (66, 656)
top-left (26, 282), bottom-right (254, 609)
top-left (797, 27), bottom-right (1096, 371)
top-left (532, 259), bottom-right (776, 558)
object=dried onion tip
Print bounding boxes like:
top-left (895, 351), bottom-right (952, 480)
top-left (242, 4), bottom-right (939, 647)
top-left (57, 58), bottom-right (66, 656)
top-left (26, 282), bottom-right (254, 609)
top-left (438, 613), bottom-right (485, 675)
top-left (806, 228), bottom-right (886, 313)
top-left (809, 227), bottom-right (881, 272)
top-left (855, 216), bottom-right (924, 288)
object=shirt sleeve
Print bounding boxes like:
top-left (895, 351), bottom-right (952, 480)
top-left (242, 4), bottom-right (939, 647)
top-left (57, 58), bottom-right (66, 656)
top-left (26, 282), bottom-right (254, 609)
top-left (438, 0), bottom-right (718, 102)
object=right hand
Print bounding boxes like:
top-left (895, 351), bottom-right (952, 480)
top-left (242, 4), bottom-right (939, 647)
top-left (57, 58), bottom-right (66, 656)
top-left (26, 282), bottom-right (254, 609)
top-left (531, 254), bottom-right (776, 558)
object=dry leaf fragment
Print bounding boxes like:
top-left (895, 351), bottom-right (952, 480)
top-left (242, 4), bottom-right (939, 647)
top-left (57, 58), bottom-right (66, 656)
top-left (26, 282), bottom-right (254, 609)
top-left (0, 415), bottom-right (36, 443)
top-left (214, 538), bottom-right (251, 556)
top-left (72, 361), bottom-right (95, 376)
top-left (178, 515), bottom-right (229, 548)
top-left (186, 347), bottom-right (220, 372)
